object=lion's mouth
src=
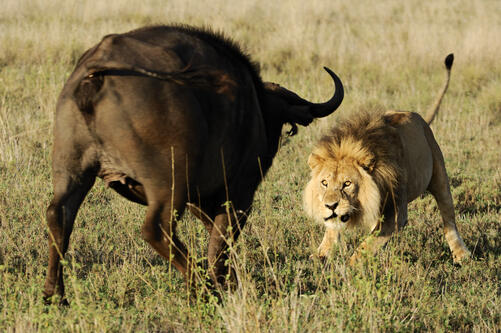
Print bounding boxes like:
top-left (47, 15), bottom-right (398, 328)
top-left (340, 214), bottom-right (350, 222)
top-left (324, 213), bottom-right (350, 222)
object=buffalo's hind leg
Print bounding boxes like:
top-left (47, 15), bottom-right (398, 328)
top-left (140, 184), bottom-right (197, 290)
top-left (43, 171), bottom-right (95, 304)
top-left (207, 197), bottom-right (253, 291)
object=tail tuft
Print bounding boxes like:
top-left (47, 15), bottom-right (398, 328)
top-left (445, 53), bottom-right (454, 70)
top-left (424, 53), bottom-right (454, 125)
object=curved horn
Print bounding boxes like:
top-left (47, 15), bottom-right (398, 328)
top-left (264, 67), bottom-right (344, 118)
top-left (309, 67), bottom-right (344, 118)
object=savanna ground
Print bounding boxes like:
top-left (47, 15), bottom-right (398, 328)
top-left (0, 0), bottom-right (500, 331)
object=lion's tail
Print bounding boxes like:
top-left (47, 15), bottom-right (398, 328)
top-left (424, 53), bottom-right (454, 125)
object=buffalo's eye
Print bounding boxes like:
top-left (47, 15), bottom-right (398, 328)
top-left (343, 180), bottom-right (352, 188)
top-left (321, 179), bottom-right (328, 187)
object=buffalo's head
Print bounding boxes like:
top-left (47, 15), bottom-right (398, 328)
top-left (263, 67), bottom-right (344, 137)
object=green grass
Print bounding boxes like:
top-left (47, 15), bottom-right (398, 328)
top-left (1, 0), bottom-right (500, 331)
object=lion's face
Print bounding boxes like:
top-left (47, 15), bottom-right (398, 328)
top-left (304, 159), bottom-right (363, 229)
top-left (303, 142), bottom-right (381, 232)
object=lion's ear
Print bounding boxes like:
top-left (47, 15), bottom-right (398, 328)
top-left (359, 156), bottom-right (376, 173)
top-left (307, 153), bottom-right (324, 170)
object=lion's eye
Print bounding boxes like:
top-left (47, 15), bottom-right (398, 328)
top-left (343, 180), bottom-right (352, 187)
top-left (321, 179), bottom-right (328, 187)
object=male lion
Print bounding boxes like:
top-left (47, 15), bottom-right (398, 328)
top-left (304, 54), bottom-right (470, 265)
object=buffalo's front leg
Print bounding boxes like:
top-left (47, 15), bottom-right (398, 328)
top-left (44, 173), bottom-right (95, 304)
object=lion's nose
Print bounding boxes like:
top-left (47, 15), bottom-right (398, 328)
top-left (325, 202), bottom-right (338, 211)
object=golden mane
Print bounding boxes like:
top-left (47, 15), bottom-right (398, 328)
top-left (318, 111), bottom-right (402, 193)
top-left (310, 110), bottom-right (403, 230)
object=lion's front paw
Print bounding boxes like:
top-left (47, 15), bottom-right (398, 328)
top-left (309, 253), bottom-right (327, 263)
top-left (452, 248), bottom-right (471, 264)
top-left (309, 248), bottom-right (329, 262)
top-left (317, 246), bottom-right (331, 259)
top-left (348, 253), bottom-right (360, 266)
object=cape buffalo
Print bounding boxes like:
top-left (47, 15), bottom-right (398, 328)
top-left (44, 25), bottom-right (344, 302)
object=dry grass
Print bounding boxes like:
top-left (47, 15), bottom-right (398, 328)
top-left (0, 0), bottom-right (500, 331)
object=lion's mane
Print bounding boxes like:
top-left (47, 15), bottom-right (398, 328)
top-left (306, 110), bottom-right (403, 231)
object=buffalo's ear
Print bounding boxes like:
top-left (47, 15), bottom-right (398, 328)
top-left (308, 153), bottom-right (325, 170)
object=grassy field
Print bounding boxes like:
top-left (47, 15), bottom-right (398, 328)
top-left (1, 0), bottom-right (500, 331)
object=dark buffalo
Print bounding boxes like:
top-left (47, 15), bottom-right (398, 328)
top-left (43, 25), bottom-right (343, 302)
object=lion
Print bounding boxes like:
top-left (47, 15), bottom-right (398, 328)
top-left (303, 54), bottom-right (470, 265)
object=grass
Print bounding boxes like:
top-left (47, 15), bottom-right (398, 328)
top-left (0, 0), bottom-right (500, 331)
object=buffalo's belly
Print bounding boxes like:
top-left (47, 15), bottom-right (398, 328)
top-left (97, 153), bottom-right (226, 206)
top-left (97, 152), bottom-right (147, 204)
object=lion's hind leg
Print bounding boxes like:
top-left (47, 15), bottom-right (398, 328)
top-left (428, 162), bottom-right (470, 263)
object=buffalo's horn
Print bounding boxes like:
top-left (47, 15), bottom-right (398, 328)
top-left (307, 67), bottom-right (344, 118)
top-left (265, 67), bottom-right (344, 119)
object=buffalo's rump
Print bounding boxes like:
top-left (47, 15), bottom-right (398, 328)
top-left (67, 26), bottom-right (267, 209)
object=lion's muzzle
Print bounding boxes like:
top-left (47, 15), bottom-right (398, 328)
top-left (324, 202), bottom-right (339, 221)
top-left (323, 200), bottom-right (352, 223)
